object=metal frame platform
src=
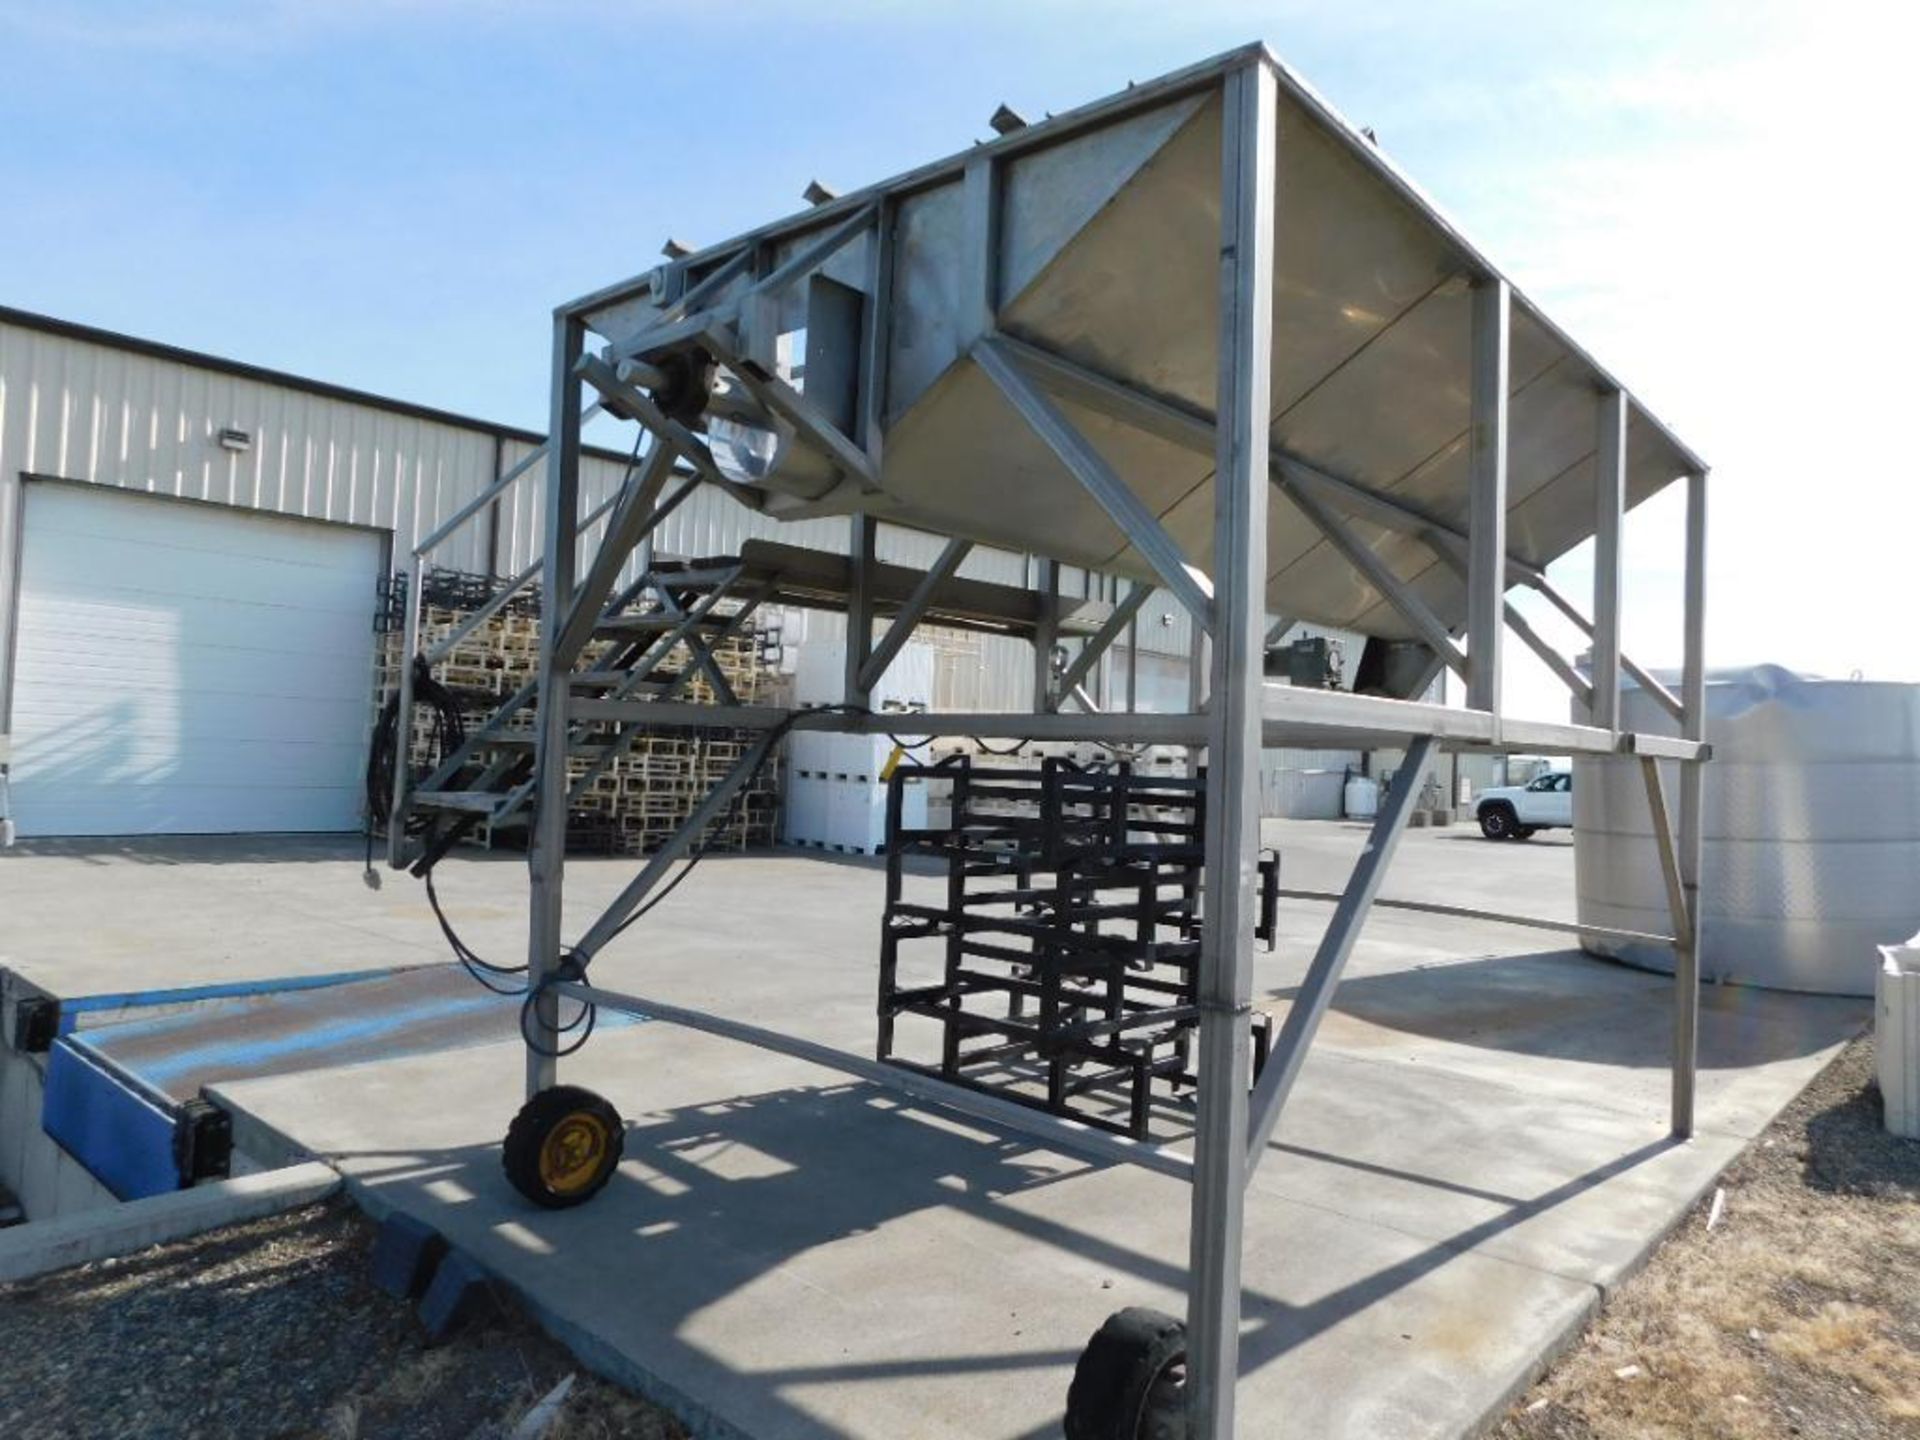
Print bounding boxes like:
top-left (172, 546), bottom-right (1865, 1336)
top-left (384, 44), bottom-right (1710, 1440)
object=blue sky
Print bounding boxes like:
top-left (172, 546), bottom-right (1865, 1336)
top-left (2, 1), bottom-right (1912, 714)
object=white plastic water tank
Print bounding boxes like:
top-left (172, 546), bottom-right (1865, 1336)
top-left (1343, 775), bottom-right (1380, 821)
top-left (1574, 665), bottom-right (1920, 996)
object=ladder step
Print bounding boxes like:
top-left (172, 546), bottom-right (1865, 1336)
top-left (568, 675), bottom-right (674, 691)
top-left (411, 791), bottom-right (508, 814)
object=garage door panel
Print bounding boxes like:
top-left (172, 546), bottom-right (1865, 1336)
top-left (28, 487), bottom-right (375, 569)
top-left (12, 734), bottom-right (370, 789)
top-left (12, 692), bottom-right (373, 748)
top-left (19, 542), bottom-right (379, 623)
top-left (10, 484), bottom-right (382, 836)
top-left (24, 784), bottom-right (364, 837)
top-left (13, 633), bottom-right (379, 703)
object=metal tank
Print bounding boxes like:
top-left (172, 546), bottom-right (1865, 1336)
top-left (1575, 665), bottom-right (1920, 995)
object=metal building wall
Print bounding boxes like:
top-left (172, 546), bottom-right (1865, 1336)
top-left (0, 316), bottom-right (509, 717)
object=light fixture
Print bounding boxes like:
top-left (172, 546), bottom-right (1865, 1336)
top-left (217, 427), bottom-right (252, 453)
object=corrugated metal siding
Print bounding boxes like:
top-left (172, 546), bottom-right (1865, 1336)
top-left (0, 320), bottom-right (510, 720)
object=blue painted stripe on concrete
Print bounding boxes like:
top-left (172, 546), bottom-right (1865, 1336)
top-left (42, 1040), bottom-right (183, 1201)
top-left (129, 992), bottom-right (512, 1086)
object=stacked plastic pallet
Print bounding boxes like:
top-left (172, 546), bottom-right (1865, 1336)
top-left (375, 569), bottom-right (779, 855)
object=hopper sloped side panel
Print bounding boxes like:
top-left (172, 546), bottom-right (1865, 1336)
top-left (885, 94), bottom-right (1211, 427)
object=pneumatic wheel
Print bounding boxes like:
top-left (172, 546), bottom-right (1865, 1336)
top-left (1065, 1307), bottom-right (1188, 1440)
top-left (502, 1085), bottom-right (625, 1209)
top-left (1478, 805), bottom-right (1515, 840)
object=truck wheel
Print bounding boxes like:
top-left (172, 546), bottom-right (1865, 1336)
top-left (503, 1085), bottom-right (625, 1209)
top-left (1478, 805), bottom-right (1516, 840)
top-left (1065, 1307), bottom-right (1187, 1439)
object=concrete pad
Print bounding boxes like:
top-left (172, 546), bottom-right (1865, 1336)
top-left (0, 1160), bottom-right (339, 1284)
top-left (20, 821), bottom-right (1872, 1438)
top-left (1255, 1049), bottom-right (1746, 1289)
top-left (217, 1029), bottom-right (1599, 1440)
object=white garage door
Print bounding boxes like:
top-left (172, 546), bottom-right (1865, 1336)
top-left (8, 484), bottom-right (383, 835)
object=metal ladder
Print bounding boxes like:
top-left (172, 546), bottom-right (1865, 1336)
top-left (383, 426), bottom-right (761, 870)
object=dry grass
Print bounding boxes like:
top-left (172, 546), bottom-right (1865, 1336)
top-left (1497, 1036), bottom-right (1920, 1440)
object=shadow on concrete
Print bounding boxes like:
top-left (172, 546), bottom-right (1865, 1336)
top-left (327, 1073), bottom-right (1679, 1439)
top-left (1264, 949), bottom-right (1863, 1070)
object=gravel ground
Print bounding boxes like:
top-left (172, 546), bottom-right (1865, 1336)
top-left (1496, 1035), bottom-right (1920, 1440)
top-left (0, 1199), bottom-right (683, 1440)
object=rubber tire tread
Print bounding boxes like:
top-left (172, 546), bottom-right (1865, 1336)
top-left (1065, 1306), bottom-right (1187, 1440)
top-left (502, 1084), bottom-right (625, 1209)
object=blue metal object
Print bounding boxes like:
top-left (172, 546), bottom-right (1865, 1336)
top-left (41, 1040), bottom-right (185, 1201)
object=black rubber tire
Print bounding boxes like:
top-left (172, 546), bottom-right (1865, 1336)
top-left (502, 1085), bottom-right (625, 1210)
top-left (1478, 805), bottom-right (1516, 841)
top-left (1065, 1307), bottom-right (1188, 1440)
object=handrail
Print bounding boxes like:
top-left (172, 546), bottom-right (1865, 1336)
top-left (420, 486), bottom-right (625, 665)
top-left (411, 400), bottom-right (603, 558)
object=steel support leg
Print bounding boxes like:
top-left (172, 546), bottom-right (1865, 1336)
top-left (1185, 57), bottom-right (1275, 1440)
top-left (1674, 469), bottom-right (1709, 1138)
top-left (845, 512), bottom-right (877, 707)
top-left (1466, 276), bottom-right (1510, 713)
top-left (525, 313), bottom-right (587, 1097)
top-left (1033, 558), bottom-right (1059, 711)
top-left (386, 551), bottom-right (423, 868)
top-left (1591, 390), bottom-right (1627, 730)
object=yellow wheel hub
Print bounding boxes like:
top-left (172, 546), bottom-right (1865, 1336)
top-left (538, 1111), bottom-right (610, 1195)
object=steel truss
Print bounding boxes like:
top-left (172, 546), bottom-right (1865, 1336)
top-left (384, 48), bottom-right (1711, 1440)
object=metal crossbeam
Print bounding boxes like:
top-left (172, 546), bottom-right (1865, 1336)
top-left (744, 201), bottom-right (879, 306)
top-left (1274, 886), bottom-right (1675, 949)
top-left (1533, 574), bottom-right (1686, 724)
top-left (553, 446), bottom-right (681, 667)
top-left (1244, 735), bottom-right (1437, 1175)
top-left (1427, 538), bottom-right (1592, 709)
top-left (1056, 583), bottom-right (1150, 703)
top-left (1284, 482), bottom-right (1468, 674)
top-left (858, 537), bottom-right (973, 692)
top-left (974, 336), bottom-right (1216, 632)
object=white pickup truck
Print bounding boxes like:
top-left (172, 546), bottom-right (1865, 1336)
top-left (1474, 770), bottom-right (1572, 840)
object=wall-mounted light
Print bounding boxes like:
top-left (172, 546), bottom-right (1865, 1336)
top-left (217, 427), bottom-right (252, 453)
